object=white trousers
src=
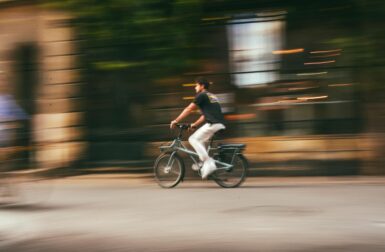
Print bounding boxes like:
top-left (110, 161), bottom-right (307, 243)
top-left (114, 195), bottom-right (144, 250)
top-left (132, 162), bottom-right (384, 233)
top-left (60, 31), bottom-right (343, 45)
top-left (188, 123), bottom-right (225, 162)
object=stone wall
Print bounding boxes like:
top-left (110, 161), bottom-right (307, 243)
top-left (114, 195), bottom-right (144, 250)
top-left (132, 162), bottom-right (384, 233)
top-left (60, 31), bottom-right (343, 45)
top-left (0, 4), bottom-right (85, 168)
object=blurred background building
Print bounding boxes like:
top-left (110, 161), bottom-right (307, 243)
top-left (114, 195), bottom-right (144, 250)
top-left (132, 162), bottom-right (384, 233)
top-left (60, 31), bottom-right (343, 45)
top-left (0, 0), bottom-right (384, 175)
top-left (0, 0), bottom-right (85, 170)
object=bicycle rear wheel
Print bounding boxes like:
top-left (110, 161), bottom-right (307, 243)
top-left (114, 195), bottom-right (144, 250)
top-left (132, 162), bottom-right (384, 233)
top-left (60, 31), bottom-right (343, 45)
top-left (154, 153), bottom-right (184, 188)
top-left (212, 154), bottom-right (248, 188)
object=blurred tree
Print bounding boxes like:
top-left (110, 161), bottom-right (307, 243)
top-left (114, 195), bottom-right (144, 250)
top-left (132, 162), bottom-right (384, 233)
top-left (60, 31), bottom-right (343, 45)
top-left (45, 0), bottom-right (207, 81)
top-left (44, 0), bottom-right (384, 85)
top-left (325, 0), bottom-right (385, 99)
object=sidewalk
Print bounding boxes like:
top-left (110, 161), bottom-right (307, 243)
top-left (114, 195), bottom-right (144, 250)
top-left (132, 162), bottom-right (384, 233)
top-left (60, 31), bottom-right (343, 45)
top-left (61, 173), bottom-right (385, 187)
top-left (25, 158), bottom-right (379, 182)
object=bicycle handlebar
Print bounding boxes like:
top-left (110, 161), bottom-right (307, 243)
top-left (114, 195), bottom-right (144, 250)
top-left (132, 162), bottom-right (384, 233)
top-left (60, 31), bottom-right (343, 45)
top-left (175, 123), bottom-right (191, 130)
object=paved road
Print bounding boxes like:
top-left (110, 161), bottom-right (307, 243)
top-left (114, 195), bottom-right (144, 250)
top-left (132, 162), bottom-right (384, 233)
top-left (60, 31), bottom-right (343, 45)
top-left (1, 176), bottom-right (385, 252)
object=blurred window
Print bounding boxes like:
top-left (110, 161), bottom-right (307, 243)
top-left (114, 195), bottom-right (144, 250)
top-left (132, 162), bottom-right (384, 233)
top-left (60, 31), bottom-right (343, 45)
top-left (227, 17), bottom-right (284, 86)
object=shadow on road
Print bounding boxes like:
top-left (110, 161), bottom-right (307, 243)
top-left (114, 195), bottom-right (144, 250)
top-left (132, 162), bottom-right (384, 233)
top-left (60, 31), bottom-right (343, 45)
top-left (0, 203), bottom-right (74, 212)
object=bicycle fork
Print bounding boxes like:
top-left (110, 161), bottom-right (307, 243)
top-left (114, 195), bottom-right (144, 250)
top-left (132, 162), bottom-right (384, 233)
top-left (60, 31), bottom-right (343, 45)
top-left (164, 151), bottom-right (177, 174)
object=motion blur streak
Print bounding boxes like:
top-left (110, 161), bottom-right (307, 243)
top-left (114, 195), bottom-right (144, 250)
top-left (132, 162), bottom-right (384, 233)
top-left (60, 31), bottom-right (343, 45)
top-left (0, 0), bottom-right (385, 251)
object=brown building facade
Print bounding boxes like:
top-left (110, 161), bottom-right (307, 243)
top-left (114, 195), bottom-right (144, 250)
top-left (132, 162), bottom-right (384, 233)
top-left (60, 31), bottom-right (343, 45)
top-left (0, 1), bottom-right (85, 169)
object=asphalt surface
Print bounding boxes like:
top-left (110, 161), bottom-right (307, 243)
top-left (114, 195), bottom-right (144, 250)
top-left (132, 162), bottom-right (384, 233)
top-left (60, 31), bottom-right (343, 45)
top-left (1, 176), bottom-right (385, 252)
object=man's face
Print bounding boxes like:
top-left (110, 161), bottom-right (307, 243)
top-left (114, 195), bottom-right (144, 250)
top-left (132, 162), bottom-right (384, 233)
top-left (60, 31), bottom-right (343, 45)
top-left (195, 83), bottom-right (204, 93)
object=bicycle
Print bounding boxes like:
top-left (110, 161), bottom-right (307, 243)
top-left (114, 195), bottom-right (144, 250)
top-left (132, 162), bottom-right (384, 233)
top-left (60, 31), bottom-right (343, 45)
top-left (154, 123), bottom-right (248, 188)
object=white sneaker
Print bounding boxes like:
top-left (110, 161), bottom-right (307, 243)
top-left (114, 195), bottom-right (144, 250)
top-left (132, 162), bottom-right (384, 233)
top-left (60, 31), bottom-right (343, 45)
top-left (201, 158), bottom-right (217, 179)
top-left (192, 162), bottom-right (203, 171)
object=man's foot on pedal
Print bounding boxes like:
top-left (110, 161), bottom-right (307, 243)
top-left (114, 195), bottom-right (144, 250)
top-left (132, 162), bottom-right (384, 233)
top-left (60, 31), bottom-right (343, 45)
top-left (201, 158), bottom-right (216, 179)
top-left (192, 162), bottom-right (203, 171)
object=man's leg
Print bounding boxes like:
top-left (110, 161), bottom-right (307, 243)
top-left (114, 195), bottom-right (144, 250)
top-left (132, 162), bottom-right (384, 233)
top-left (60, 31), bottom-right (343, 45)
top-left (188, 123), bottom-right (211, 162)
top-left (189, 123), bottom-right (225, 178)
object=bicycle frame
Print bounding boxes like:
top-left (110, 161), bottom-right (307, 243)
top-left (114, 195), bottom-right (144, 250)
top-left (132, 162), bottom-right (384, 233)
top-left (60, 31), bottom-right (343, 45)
top-left (160, 137), bottom-right (233, 171)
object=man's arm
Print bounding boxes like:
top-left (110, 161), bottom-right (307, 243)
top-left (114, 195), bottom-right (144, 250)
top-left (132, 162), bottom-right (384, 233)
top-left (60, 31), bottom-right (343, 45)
top-left (170, 102), bottom-right (197, 128)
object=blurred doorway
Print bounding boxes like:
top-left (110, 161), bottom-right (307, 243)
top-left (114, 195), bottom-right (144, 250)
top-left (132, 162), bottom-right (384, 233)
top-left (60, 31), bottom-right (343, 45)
top-left (13, 44), bottom-right (38, 167)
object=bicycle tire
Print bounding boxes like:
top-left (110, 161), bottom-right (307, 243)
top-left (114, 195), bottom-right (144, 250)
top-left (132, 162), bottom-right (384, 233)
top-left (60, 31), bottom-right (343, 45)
top-left (154, 153), bottom-right (185, 188)
top-left (212, 154), bottom-right (248, 188)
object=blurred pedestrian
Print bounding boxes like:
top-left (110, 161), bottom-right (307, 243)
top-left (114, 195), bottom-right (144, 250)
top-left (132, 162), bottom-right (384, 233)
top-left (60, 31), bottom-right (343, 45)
top-left (0, 73), bottom-right (28, 170)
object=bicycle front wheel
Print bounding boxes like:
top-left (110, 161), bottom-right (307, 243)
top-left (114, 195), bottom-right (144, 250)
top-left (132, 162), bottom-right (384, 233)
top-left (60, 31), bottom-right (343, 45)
top-left (213, 154), bottom-right (248, 188)
top-left (154, 153), bottom-right (184, 188)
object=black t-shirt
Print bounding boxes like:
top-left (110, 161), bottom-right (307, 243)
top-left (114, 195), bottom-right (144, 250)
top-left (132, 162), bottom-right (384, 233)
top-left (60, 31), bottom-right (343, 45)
top-left (194, 91), bottom-right (225, 125)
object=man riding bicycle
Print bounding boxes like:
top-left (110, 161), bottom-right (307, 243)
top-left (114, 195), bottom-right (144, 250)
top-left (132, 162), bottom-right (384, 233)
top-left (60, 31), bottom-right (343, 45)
top-left (170, 77), bottom-right (225, 179)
